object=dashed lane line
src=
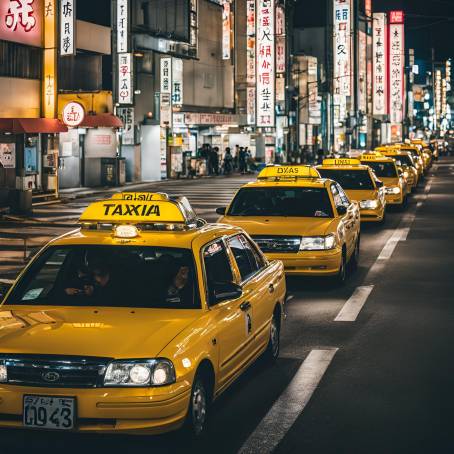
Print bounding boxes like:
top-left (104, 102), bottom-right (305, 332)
top-left (334, 285), bottom-right (375, 322)
top-left (239, 349), bottom-right (338, 454)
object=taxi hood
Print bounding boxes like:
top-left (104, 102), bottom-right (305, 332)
top-left (0, 307), bottom-right (200, 358)
top-left (344, 189), bottom-right (378, 202)
top-left (219, 216), bottom-right (337, 237)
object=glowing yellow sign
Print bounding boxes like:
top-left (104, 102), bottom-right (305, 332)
top-left (258, 165), bottom-right (320, 180)
top-left (43, 0), bottom-right (56, 119)
top-left (322, 159), bottom-right (361, 167)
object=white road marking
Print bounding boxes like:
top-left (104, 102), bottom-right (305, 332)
top-left (239, 349), bottom-right (338, 454)
top-left (377, 228), bottom-right (409, 260)
top-left (334, 285), bottom-right (375, 322)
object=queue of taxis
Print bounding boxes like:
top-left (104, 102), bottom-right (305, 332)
top-left (316, 158), bottom-right (386, 223)
top-left (216, 166), bottom-right (361, 283)
top-left (410, 139), bottom-right (434, 170)
top-left (0, 192), bottom-right (286, 436)
top-left (360, 152), bottom-right (408, 207)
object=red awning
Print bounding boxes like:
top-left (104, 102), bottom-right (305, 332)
top-left (0, 118), bottom-right (68, 134)
top-left (79, 113), bottom-right (123, 128)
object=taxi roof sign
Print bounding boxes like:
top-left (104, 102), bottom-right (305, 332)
top-left (322, 158), bottom-right (361, 167)
top-left (79, 192), bottom-right (196, 226)
top-left (360, 152), bottom-right (391, 162)
top-left (258, 165), bottom-right (320, 180)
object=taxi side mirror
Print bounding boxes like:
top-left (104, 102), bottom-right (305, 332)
top-left (216, 207), bottom-right (227, 215)
top-left (376, 180), bottom-right (384, 188)
top-left (211, 282), bottom-right (243, 305)
top-left (336, 206), bottom-right (347, 216)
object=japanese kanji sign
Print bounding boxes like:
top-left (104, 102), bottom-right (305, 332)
top-left (118, 53), bottom-right (133, 105)
top-left (60, 0), bottom-right (75, 56)
top-left (0, 0), bottom-right (42, 46)
top-left (373, 12), bottom-right (387, 115)
top-left (389, 12), bottom-right (404, 124)
top-left (246, 0), bottom-right (255, 85)
top-left (160, 57), bottom-right (172, 127)
top-left (276, 5), bottom-right (285, 74)
top-left (117, 107), bottom-right (134, 145)
top-left (62, 102), bottom-right (85, 127)
top-left (172, 58), bottom-right (183, 107)
top-left (256, 0), bottom-right (275, 128)
top-left (333, 0), bottom-right (351, 97)
top-left (222, 0), bottom-right (231, 60)
top-left (117, 0), bottom-right (128, 53)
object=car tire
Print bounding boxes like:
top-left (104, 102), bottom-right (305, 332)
top-left (264, 313), bottom-right (280, 362)
top-left (184, 372), bottom-right (210, 438)
top-left (350, 236), bottom-right (360, 271)
top-left (334, 250), bottom-right (347, 286)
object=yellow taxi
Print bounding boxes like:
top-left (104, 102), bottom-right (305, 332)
top-left (411, 139), bottom-right (433, 169)
top-left (360, 152), bottom-right (408, 206)
top-left (216, 166), bottom-right (361, 284)
top-left (316, 158), bottom-right (386, 223)
top-left (394, 144), bottom-right (425, 179)
top-left (377, 148), bottom-right (419, 192)
top-left (0, 192), bottom-right (286, 436)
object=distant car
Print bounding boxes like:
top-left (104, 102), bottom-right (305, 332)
top-left (0, 192), bottom-right (286, 436)
top-left (217, 165), bottom-right (361, 284)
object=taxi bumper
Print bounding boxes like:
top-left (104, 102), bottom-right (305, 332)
top-left (0, 383), bottom-right (191, 435)
top-left (385, 192), bottom-right (404, 205)
top-left (360, 208), bottom-right (385, 222)
top-left (264, 249), bottom-right (342, 276)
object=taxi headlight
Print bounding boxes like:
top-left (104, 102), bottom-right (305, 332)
top-left (300, 234), bottom-right (336, 251)
top-left (385, 186), bottom-right (401, 195)
top-left (104, 359), bottom-right (175, 387)
top-left (360, 200), bottom-right (379, 210)
top-left (0, 361), bottom-right (6, 383)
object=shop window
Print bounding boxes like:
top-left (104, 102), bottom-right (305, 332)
top-left (0, 41), bottom-right (41, 79)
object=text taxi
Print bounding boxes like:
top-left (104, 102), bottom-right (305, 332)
top-left (0, 192), bottom-right (286, 436)
top-left (316, 158), bottom-right (386, 223)
top-left (216, 166), bottom-right (361, 283)
top-left (360, 152), bottom-right (408, 206)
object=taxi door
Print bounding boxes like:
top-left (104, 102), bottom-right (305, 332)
top-left (331, 183), bottom-right (357, 257)
top-left (226, 234), bottom-right (280, 354)
top-left (202, 238), bottom-right (256, 390)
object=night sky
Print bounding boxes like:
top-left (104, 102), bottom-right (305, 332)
top-left (295, 0), bottom-right (454, 62)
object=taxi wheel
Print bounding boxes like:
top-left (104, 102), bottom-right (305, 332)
top-left (264, 314), bottom-right (280, 362)
top-left (350, 236), bottom-right (360, 271)
top-left (185, 373), bottom-right (210, 437)
top-left (334, 251), bottom-right (347, 286)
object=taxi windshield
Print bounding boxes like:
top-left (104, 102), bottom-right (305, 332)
top-left (317, 169), bottom-right (375, 190)
top-left (393, 155), bottom-right (414, 167)
top-left (228, 187), bottom-right (333, 218)
top-left (362, 161), bottom-right (397, 178)
top-left (6, 245), bottom-right (200, 309)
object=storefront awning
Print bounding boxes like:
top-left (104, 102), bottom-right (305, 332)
top-left (0, 118), bottom-right (68, 134)
top-left (79, 113), bottom-right (123, 128)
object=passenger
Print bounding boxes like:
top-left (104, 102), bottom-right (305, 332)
top-left (165, 263), bottom-right (192, 304)
top-left (64, 266), bottom-right (92, 296)
top-left (84, 262), bottom-right (117, 302)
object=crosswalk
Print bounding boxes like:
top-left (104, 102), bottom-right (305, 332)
top-left (0, 176), bottom-right (252, 280)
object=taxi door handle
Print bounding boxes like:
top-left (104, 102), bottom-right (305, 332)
top-left (269, 284), bottom-right (275, 293)
top-left (240, 301), bottom-right (251, 312)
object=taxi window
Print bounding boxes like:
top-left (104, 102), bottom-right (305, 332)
top-left (363, 161), bottom-right (397, 178)
top-left (227, 187), bottom-right (333, 218)
top-left (317, 169), bottom-right (375, 190)
top-left (228, 235), bottom-right (261, 282)
top-left (393, 155), bottom-right (414, 167)
top-left (7, 245), bottom-right (201, 309)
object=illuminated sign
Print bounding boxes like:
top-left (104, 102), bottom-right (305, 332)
top-left (172, 58), bottom-right (183, 107)
top-left (60, 0), bottom-right (75, 56)
top-left (62, 102), bottom-right (85, 127)
top-left (117, 107), bottom-right (134, 145)
top-left (247, 87), bottom-right (256, 125)
top-left (118, 53), bottom-right (133, 105)
top-left (222, 0), bottom-right (231, 60)
top-left (389, 14), bottom-right (404, 124)
top-left (117, 0), bottom-right (129, 53)
top-left (256, 0), bottom-right (275, 128)
top-left (246, 0), bottom-right (255, 85)
top-left (160, 57), bottom-right (172, 127)
top-left (0, 0), bottom-right (42, 46)
top-left (359, 30), bottom-right (367, 113)
top-left (389, 10), bottom-right (404, 24)
top-left (43, 0), bottom-right (56, 119)
top-left (333, 0), bottom-right (352, 97)
top-left (365, 0), bottom-right (372, 17)
top-left (373, 13), bottom-right (387, 115)
top-left (276, 5), bottom-right (285, 74)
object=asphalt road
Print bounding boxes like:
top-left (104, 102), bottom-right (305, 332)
top-left (1, 159), bottom-right (453, 453)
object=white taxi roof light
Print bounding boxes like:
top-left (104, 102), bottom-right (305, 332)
top-left (114, 225), bottom-right (139, 238)
top-left (111, 192), bottom-right (169, 201)
top-left (258, 165), bottom-right (321, 180)
top-left (322, 158), bottom-right (361, 167)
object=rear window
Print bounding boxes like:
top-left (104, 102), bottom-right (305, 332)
top-left (228, 187), bottom-right (333, 218)
top-left (393, 155), bottom-right (414, 167)
top-left (6, 245), bottom-right (200, 309)
top-left (317, 169), bottom-right (375, 190)
top-left (361, 161), bottom-right (397, 178)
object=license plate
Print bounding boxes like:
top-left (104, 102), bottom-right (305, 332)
top-left (23, 395), bottom-right (75, 430)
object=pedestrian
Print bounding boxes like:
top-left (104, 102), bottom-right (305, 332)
top-left (212, 147), bottom-right (220, 175)
top-left (233, 145), bottom-right (240, 171)
top-left (239, 147), bottom-right (247, 174)
top-left (223, 147), bottom-right (233, 174)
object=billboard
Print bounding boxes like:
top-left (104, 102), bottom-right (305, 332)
top-left (389, 11), bottom-right (405, 124)
top-left (373, 13), bottom-right (387, 115)
top-left (333, 0), bottom-right (352, 97)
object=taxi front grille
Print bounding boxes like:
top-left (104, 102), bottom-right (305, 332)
top-left (252, 236), bottom-right (301, 253)
top-left (1, 355), bottom-right (112, 388)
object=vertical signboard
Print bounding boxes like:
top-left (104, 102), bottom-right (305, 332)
top-left (43, 0), bottom-right (57, 119)
top-left (60, 0), bottom-right (75, 56)
top-left (160, 57), bottom-right (172, 127)
top-left (117, 0), bottom-right (128, 53)
top-left (172, 58), bottom-right (183, 107)
top-left (118, 53), bottom-right (133, 105)
top-left (276, 5), bottom-right (285, 74)
top-left (435, 69), bottom-right (442, 120)
top-left (256, 0), bottom-right (275, 128)
top-left (247, 87), bottom-right (256, 125)
top-left (358, 31), bottom-right (367, 113)
top-left (247, 0), bottom-right (256, 84)
top-left (373, 13), bottom-right (387, 115)
top-left (222, 0), bottom-right (231, 60)
top-left (388, 11), bottom-right (404, 125)
top-left (333, 0), bottom-right (352, 97)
